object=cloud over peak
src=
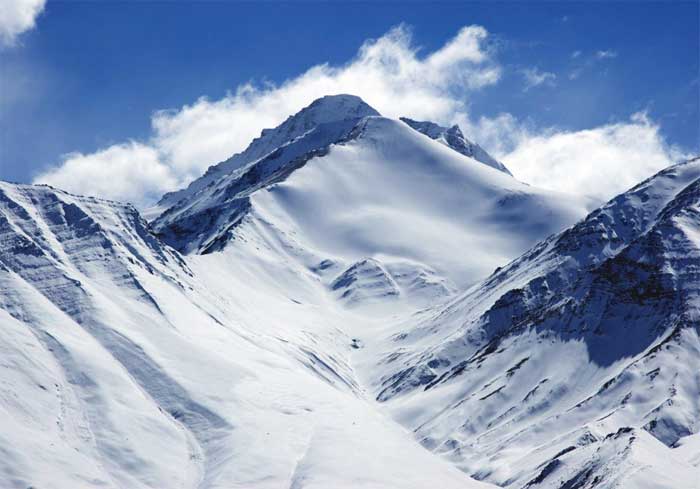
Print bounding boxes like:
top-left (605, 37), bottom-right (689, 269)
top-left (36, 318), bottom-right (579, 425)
top-left (35, 24), bottom-right (502, 206)
top-left (34, 24), bottom-right (682, 209)
top-left (502, 111), bottom-right (687, 203)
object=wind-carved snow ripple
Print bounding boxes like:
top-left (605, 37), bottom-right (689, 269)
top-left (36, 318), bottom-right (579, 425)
top-left (0, 184), bottom-right (232, 485)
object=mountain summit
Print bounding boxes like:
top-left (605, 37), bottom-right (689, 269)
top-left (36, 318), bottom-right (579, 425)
top-left (155, 94), bottom-right (380, 211)
top-left (151, 95), bottom-right (588, 297)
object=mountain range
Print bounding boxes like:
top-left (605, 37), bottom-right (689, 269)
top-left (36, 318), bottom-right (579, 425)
top-left (0, 94), bottom-right (697, 489)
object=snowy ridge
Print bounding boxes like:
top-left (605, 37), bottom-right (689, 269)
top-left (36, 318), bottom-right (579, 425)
top-left (356, 157), bottom-right (700, 488)
top-left (400, 117), bottom-right (512, 175)
top-left (0, 182), bottom-right (230, 487)
top-left (154, 94), bottom-right (379, 213)
top-left (153, 115), bottom-right (367, 254)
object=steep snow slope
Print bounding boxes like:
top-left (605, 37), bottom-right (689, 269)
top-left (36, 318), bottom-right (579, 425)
top-left (0, 181), bottom-right (493, 489)
top-left (154, 95), bottom-right (379, 213)
top-left (400, 117), bottom-right (512, 175)
top-left (238, 116), bottom-right (587, 290)
top-left (354, 157), bottom-right (700, 488)
top-left (153, 96), bottom-right (589, 307)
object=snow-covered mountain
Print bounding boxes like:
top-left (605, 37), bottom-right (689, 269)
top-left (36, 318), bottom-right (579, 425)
top-left (151, 95), bottom-right (588, 299)
top-left (1, 94), bottom-right (697, 489)
top-left (154, 95), bottom-right (381, 214)
top-left (0, 181), bottom-right (492, 489)
top-left (356, 156), bottom-right (700, 488)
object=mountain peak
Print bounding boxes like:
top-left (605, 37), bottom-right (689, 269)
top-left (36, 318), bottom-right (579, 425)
top-left (154, 94), bottom-right (378, 211)
top-left (249, 94), bottom-right (378, 154)
top-left (265, 94), bottom-right (379, 140)
top-left (302, 94), bottom-right (380, 120)
top-left (445, 124), bottom-right (464, 138)
top-left (400, 117), bottom-right (511, 175)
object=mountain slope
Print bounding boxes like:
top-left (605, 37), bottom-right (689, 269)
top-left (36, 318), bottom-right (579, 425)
top-left (2, 96), bottom-right (697, 489)
top-left (152, 96), bottom-right (589, 305)
top-left (355, 157), bottom-right (700, 488)
top-left (154, 95), bottom-right (380, 213)
top-left (0, 181), bottom-right (494, 489)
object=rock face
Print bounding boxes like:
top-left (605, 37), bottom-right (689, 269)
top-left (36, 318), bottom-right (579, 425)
top-left (1, 94), bottom-right (698, 489)
top-left (363, 157), bottom-right (700, 488)
top-left (400, 117), bottom-right (512, 175)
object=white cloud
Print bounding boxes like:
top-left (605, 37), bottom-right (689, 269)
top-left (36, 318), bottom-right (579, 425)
top-left (521, 67), bottom-right (556, 91)
top-left (34, 24), bottom-right (502, 206)
top-left (500, 112), bottom-right (687, 203)
top-left (457, 112), bottom-right (526, 157)
top-left (568, 49), bottom-right (617, 80)
top-left (33, 24), bottom-right (684, 210)
top-left (37, 142), bottom-right (178, 204)
top-left (596, 49), bottom-right (618, 59)
top-left (0, 0), bottom-right (45, 46)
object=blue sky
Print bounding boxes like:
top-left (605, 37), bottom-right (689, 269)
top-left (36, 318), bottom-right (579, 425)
top-left (0, 1), bottom-right (697, 205)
